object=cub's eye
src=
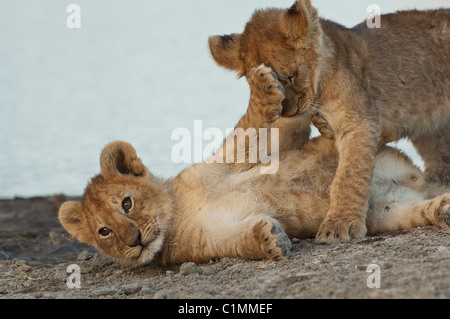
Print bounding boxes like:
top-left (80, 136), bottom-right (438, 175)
top-left (122, 197), bottom-right (132, 213)
top-left (287, 75), bottom-right (295, 84)
top-left (98, 227), bottom-right (111, 237)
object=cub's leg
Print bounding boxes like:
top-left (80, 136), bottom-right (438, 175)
top-left (242, 64), bottom-right (285, 128)
top-left (243, 64), bottom-right (312, 152)
top-left (366, 193), bottom-right (450, 234)
top-left (411, 130), bottom-right (450, 186)
top-left (315, 102), bottom-right (380, 243)
top-left (210, 64), bottom-right (285, 166)
top-left (207, 215), bottom-right (292, 261)
top-left (213, 64), bottom-right (314, 167)
top-left (309, 69), bottom-right (382, 244)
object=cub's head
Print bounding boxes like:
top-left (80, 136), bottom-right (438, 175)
top-left (58, 141), bottom-right (173, 265)
top-left (209, 0), bottom-right (324, 117)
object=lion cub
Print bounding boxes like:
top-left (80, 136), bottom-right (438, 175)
top-left (209, 1), bottom-right (450, 243)
top-left (59, 65), bottom-right (450, 265)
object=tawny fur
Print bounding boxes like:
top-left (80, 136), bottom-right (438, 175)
top-left (208, 1), bottom-right (450, 243)
top-left (59, 65), bottom-right (450, 265)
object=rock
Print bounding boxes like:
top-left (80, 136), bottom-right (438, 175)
top-left (140, 286), bottom-right (155, 295)
top-left (90, 288), bottom-right (118, 298)
top-left (122, 283), bottom-right (142, 295)
top-left (355, 264), bottom-right (368, 271)
top-left (179, 262), bottom-right (204, 275)
top-left (91, 253), bottom-right (114, 268)
top-left (153, 291), bottom-right (166, 299)
top-left (13, 259), bottom-right (27, 266)
top-left (166, 270), bottom-right (174, 277)
top-left (18, 265), bottom-right (32, 273)
top-left (380, 262), bottom-right (393, 269)
top-left (77, 250), bottom-right (92, 261)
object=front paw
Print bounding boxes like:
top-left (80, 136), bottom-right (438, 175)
top-left (253, 219), bottom-right (292, 260)
top-left (248, 64), bottom-right (285, 124)
top-left (311, 112), bottom-right (335, 140)
top-left (431, 194), bottom-right (450, 230)
top-left (316, 215), bottom-right (367, 243)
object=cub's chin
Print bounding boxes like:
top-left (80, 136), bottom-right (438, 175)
top-left (136, 233), bottom-right (166, 265)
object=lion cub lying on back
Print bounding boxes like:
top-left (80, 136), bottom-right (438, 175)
top-left (59, 65), bottom-right (450, 265)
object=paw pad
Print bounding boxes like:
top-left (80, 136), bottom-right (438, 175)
top-left (253, 220), bottom-right (292, 260)
top-left (248, 64), bottom-right (286, 124)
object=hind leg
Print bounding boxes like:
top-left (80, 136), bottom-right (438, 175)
top-left (366, 193), bottom-right (450, 234)
top-left (412, 129), bottom-right (450, 186)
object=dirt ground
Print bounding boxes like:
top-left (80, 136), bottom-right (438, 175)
top-left (0, 195), bottom-right (448, 299)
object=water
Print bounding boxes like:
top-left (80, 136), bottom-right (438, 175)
top-left (1, 0), bottom-right (445, 198)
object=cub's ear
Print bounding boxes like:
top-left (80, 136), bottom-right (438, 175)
top-left (59, 201), bottom-right (94, 244)
top-left (208, 33), bottom-right (243, 74)
top-left (100, 141), bottom-right (148, 178)
top-left (282, 0), bottom-right (320, 46)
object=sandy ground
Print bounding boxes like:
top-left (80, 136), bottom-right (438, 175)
top-left (0, 195), bottom-right (449, 300)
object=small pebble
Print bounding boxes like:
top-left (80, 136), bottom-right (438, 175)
top-left (153, 291), bottom-right (166, 299)
top-left (90, 288), bottom-right (118, 298)
top-left (122, 283), bottom-right (142, 295)
top-left (140, 286), bottom-right (155, 295)
top-left (166, 270), bottom-right (174, 277)
top-left (18, 265), bottom-right (32, 273)
top-left (77, 250), bottom-right (92, 261)
top-left (179, 262), bottom-right (203, 275)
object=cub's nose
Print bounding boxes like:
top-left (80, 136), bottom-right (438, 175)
top-left (129, 230), bottom-right (142, 247)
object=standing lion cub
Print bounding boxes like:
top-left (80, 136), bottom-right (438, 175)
top-left (59, 65), bottom-right (450, 265)
top-left (209, 1), bottom-right (450, 243)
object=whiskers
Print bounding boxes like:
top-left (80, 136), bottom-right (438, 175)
top-left (304, 97), bottom-right (327, 111)
top-left (119, 219), bottom-right (159, 263)
top-left (122, 246), bottom-right (143, 262)
top-left (142, 219), bottom-right (159, 244)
